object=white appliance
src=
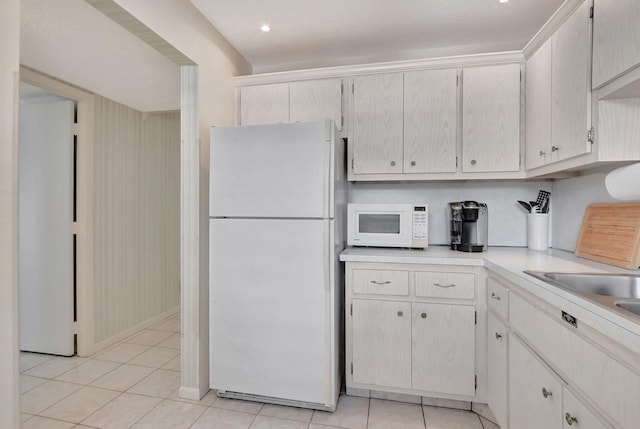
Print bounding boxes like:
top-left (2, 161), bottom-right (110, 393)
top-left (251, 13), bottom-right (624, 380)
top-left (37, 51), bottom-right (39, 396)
top-left (209, 120), bottom-right (346, 411)
top-left (347, 203), bottom-right (428, 248)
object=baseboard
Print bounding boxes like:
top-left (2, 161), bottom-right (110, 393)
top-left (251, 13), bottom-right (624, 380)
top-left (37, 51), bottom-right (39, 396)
top-left (92, 306), bottom-right (179, 354)
top-left (178, 386), bottom-right (206, 401)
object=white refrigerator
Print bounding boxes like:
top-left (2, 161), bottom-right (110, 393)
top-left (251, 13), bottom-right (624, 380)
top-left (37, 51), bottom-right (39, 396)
top-left (209, 120), bottom-right (346, 411)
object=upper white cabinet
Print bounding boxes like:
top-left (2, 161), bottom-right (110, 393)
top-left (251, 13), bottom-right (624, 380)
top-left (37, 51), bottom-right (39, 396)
top-left (239, 78), bottom-right (343, 130)
top-left (404, 69), bottom-right (458, 173)
top-left (551, 0), bottom-right (592, 162)
top-left (525, 39), bottom-right (552, 170)
top-left (462, 64), bottom-right (521, 173)
top-left (351, 73), bottom-right (404, 174)
top-left (524, 0), bottom-right (594, 174)
top-left (289, 79), bottom-right (343, 130)
top-left (240, 83), bottom-right (290, 125)
top-left (592, 0), bottom-right (640, 88)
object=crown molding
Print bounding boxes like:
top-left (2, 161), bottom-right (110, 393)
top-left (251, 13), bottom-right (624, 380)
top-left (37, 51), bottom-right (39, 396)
top-left (233, 51), bottom-right (524, 86)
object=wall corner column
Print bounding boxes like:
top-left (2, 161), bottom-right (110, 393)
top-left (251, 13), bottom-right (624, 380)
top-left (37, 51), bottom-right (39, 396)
top-left (179, 65), bottom-right (209, 400)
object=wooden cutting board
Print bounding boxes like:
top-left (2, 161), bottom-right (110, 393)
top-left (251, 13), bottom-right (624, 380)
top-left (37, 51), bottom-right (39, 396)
top-left (575, 203), bottom-right (640, 269)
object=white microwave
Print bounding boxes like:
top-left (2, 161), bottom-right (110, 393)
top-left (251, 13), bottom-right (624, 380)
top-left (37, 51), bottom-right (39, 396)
top-left (347, 203), bottom-right (428, 248)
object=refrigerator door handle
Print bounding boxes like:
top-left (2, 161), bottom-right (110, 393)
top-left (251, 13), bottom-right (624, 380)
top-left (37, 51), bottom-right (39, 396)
top-left (323, 121), bottom-right (332, 219)
top-left (323, 219), bottom-right (331, 291)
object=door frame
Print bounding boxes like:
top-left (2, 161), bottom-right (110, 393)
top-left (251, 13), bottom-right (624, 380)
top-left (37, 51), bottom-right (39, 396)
top-left (20, 67), bottom-right (96, 356)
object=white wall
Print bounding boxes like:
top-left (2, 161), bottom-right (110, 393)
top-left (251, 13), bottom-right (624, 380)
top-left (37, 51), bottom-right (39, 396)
top-left (1, 0), bottom-right (21, 427)
top-left (351, 180), bottom-right (553, 246)
top-left (551, 172), bottom-right (617, 251)
top-left (93, 96), bottom-right (180, 346)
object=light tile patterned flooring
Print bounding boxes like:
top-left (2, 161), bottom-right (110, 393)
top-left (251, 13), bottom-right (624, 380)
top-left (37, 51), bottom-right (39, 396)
top-left (20, 313), bottom-right (499, 429)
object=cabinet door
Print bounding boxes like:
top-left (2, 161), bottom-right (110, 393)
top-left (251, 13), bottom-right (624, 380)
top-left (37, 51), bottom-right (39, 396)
top-left (411, 303), bottom-right (475, 396)
top-left (290, 78), bottom-right (343, 131)
top-left (525, 39), bottom-right (552, 170)
top-left (240, 83), bottom-right (289, 125)
top-left (352, 73), bottom-right (404, 174)
top-left (462, 64), bottom-right (521, 173)
top-left (487, 313), bottom-right (508, 429)
top-left (509, 335), bottom-right (562, 429)
top-left (240, 83), bottom-right (290, 125)
top-left (404, 69), bottom-right (457, 173)
top-left (352, 299), bottom-right (411, 388)
top-left (592, 0), bottom-right (640, 88)
top-left (563, 389), bottom-right (609, 429)
top-left (551, 0), bottom-right (591, 162)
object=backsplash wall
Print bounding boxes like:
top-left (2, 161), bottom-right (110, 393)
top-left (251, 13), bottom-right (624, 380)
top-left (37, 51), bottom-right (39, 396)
top-left (551, 172), bottom-right (616, 252)
top-left (350, 181), bottom-right (553, 247)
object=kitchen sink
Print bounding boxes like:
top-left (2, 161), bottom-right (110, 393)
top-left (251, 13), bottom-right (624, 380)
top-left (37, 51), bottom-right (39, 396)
top-left (524, 271), bottom-right (640, 322)
top-left (616, 301), bottom-right (640, 317)
top-left (527, 272), bottom-right (640, 299)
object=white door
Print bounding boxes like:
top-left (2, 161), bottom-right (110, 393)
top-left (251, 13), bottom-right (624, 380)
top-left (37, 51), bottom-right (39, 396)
top-left (210, 218), bottom-right (335, 405)
top-left (19, 98), bottom-right (75, 356)
top-left (210, 121), bottom-right (334, 219)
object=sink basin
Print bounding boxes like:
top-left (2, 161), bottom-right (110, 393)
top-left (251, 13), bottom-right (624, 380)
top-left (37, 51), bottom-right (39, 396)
top-left (616, 301), bottom-right (640, 317)
top-left (524, 271), bottom-right (640, 299)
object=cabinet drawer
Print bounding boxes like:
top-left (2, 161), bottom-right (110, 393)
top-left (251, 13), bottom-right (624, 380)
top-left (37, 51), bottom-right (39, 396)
top-left (563, 388), bottom-right (609, 429)
top-left (353, 269), bottom-right (409, 295)
top-left (510, 293), bottom-right (640, 429)
top-left (487, 277), bottom-right (508, 318)
top-left (415, 271), bottom-right (474, 299)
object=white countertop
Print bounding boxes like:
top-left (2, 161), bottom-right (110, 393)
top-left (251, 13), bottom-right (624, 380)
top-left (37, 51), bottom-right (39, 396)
top-left (340, 246), bottom-right (640, 352)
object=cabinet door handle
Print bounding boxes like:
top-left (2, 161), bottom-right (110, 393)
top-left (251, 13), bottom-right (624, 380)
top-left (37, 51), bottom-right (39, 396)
top-left (421, 313), bottom-right (427, 319)
top-left (541, 387), bottom-right (553, 399)
top-left (397, 311), bottom-right (404, 317)
top-left (539, 150), bottom-right (546, 156)
top-left (495, 332), bottom-right (503, 340)
top-left (390, 161), bottom-right (396, 166)
top-left (565, 413), bottom-right (578, 425)
top-left (551, 145), bottom-right (559, 152)
top-left (490, 292), bottom-right (501, 301)
top-left (470, 159), bottom-right (477, 165)
top-left (370, 280), bottom-right (391, 285)
top-left (433, 282), bottom-right (456, 288)
top-left (410, 161), bottom-right (416, 166)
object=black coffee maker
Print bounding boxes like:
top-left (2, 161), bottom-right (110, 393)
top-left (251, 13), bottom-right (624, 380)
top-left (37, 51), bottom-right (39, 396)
top-left (449, 201), bottom-right (488, 252)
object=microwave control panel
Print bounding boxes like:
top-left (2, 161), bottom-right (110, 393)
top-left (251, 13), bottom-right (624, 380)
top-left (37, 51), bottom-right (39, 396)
top-left (412, 205), bottom-right (428, 247)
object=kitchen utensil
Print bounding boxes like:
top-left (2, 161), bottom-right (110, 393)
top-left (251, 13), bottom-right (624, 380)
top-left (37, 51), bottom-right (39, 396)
top-left (541, 197), bottom-right (550, 214)
top-left (517, 200), bottom-right (531, 213)
top-left (536, 190), bottom-right (551, 207)
top-left (575, 203), bottom-right (640, 269)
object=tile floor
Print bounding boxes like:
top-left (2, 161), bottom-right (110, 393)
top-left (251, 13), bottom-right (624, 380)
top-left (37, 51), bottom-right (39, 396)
top-left (20, 313), bottom-right (499, 429)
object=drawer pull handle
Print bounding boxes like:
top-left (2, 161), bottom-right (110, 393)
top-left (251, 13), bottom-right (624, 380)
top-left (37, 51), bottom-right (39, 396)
top-left (490, 292), bottom-right (501, 301)
top-left (495, 332), bottom-right (502, 340)
top-left (565, 413), bottom-right (578, 425)
top-left (434, 282), bottom-right (456, 288)
top-left (397, 311), bottom-right (404, 317)
top-left (421, 313), bottom-right (427, 319)
top-left (542, 387), bottom-right (552, 399)
top-left (370, 280), bottom-right (391, 285)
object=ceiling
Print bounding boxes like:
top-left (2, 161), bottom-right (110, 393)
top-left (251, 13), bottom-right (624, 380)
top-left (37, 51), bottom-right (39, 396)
top-left (191, 0), bottom-right (565, 74)
top-left (21, 0), bottom-right (180, 112)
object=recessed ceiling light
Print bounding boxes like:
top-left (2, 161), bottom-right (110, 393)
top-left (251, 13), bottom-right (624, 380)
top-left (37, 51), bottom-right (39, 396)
top-left (260, 24), bottom-right (270, 32)
top-left (499, 0), bottom-right (509, 3)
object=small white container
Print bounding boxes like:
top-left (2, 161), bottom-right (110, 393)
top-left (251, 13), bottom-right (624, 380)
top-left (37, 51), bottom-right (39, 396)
top-left (527, 213), bottom-right (549, 251)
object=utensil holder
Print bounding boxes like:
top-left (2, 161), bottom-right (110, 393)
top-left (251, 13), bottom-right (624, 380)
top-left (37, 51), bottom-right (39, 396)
top-left (527, 213), bottom-right (549, 251)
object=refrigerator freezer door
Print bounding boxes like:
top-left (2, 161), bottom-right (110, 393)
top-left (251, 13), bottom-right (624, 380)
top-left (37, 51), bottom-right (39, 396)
top-left (210, 121), bottom-right (336, 219)
top-left (209, 218), bottom-right (337, 408)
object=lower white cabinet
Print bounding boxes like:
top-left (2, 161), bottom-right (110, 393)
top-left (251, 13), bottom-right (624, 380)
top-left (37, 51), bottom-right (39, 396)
top-left (352, 299), bottom-right (412, 388)
top-left (509, 334), bottom-right (563, 429)
top-left (411, 303), bottom-right (475, 396)
top-left (346, 263), bottom-right (480, 399)
top-left (487, 312), bottom-right (508, 429)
